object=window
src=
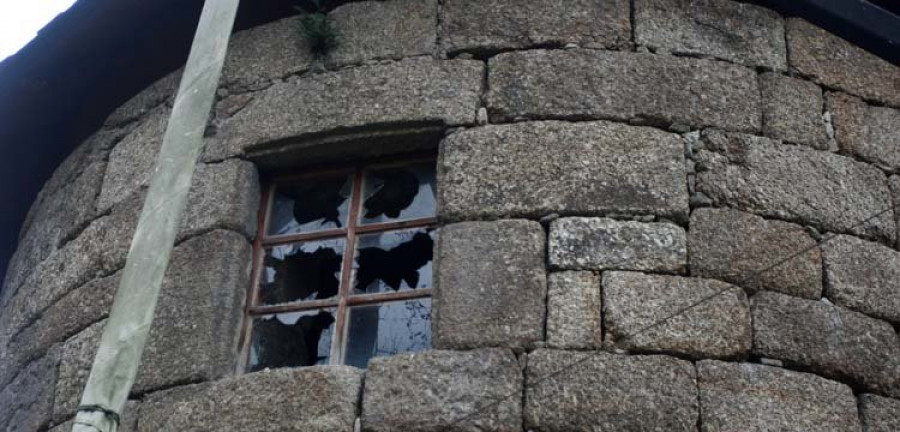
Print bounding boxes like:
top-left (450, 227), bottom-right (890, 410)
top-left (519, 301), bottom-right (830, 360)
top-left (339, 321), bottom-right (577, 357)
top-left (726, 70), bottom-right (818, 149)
top-left (240, 157), bottom-right (437, 371)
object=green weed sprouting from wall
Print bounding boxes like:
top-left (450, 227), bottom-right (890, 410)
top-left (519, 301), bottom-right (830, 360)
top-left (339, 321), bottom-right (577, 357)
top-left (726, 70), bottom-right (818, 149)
top-left (296, 0), bottom-right (338, 58)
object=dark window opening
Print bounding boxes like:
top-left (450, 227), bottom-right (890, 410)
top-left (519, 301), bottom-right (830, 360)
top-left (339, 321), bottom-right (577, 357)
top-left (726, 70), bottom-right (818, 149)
top-left (240, 156), bottom-right (436, 371)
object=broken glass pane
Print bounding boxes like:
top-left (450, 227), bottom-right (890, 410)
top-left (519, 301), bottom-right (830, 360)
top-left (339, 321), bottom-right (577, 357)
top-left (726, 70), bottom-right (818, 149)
top-left (267, 174), bottom-right (353, 236)
top-left (360, 163), bottom-right (436, 224)
top-left (249, 309), bottom-right (336, 371)
top-left (344, 298), bottom-right (431, 369)
top-left (353, 228), bottom-right (434, 294)
top-left (259, 239), bottom-right (345, 305)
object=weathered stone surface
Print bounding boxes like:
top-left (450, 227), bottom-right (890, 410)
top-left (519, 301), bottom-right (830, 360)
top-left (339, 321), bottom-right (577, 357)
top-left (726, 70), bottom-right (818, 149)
top-left (549, 218), bottom-right (687, 273)
top-left (49, 401), bottom-right (139, 432)
top-left (434, 220), bottom-right (545, 350)
top-left (3, 161), bottom-right (106, 301)
top-left (438, 121), bottom-right (689, 221)
top-left (603, 272), bottom-right (750, 359)
top-left (547, 271), bottom-right (602, 349)
top-left (177, 159), bottom-right (260, 241)
top-left (97, 105), bottom-right (169, 212)
top-left (137, 383), bottom-right (209, 432)
top-left (635, 0), bottom-right (786, 70)
top-left (822, 234), bottom-right (900, 323)
top-left (892, 175), bottom-right (900, 247)
top-left (5, 273), bottom-right (119, 392)
top-left (441, 0), bottom-right (630, 53)
top-left (222, 16), bottom-right (311, 92)
top-left (488, 50), bottom-right (760, 132)
top-left (698, 360), bottom-right (861, 432)
top-left (139, 367), bottom-right (362, 432)
top-left (751, 291), bottom-right (900, 397)
top-left (100, 127), bottom-right (259, 238)
top-left (525, 350), bottom-right (697, 431)
top-left (104, 69), bottom-right (180, 126)
top-left (209, 57), bottom-right (483, 161)
top-left (327, 0), bottom-right (436, 67)
top-left (859, 393), bottom-right (900, 432)
top-left (787, 18), bottom-right (900, 107)
top-left (695, 130), bottom-right (895, 243)
top-left (827, 92), bottom-right (900, 170)
top-left (40, 125), bottom-right (131, 203)
top-left (53, 320), bottom-right (105, 423)
top-left (688, 207), bottom-right (822, 299)
top-left (0, 198), bottom-right (140, 357)
top-left (51, 231), bottom-right (249, 408)
top-left (0, 350), bottom-right (59, 431)
top-left (133, 230), bottom-right (251, 393)
top-left (760, 72), bottom-right (827, 148)
top-left (362, 349), bottom-right (522, 432)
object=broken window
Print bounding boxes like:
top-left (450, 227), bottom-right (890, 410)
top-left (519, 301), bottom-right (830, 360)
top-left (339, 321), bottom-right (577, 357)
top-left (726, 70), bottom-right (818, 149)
top-left (242, 157), bottom-right (436, 371)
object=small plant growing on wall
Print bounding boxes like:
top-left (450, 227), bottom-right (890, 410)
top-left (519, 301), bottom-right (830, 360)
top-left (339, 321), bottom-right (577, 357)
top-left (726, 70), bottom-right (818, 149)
top-left (295, 0), bottom-right (339, 58)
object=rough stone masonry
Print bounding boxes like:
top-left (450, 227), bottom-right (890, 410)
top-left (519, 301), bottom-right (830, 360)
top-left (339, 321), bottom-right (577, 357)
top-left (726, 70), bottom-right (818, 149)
top-left (2, 0), bottom-right (899, 431)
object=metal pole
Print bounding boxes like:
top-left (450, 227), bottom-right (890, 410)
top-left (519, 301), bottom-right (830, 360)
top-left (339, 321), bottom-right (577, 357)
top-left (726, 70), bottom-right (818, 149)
top-left (72, 0), bottom-right (240, 430)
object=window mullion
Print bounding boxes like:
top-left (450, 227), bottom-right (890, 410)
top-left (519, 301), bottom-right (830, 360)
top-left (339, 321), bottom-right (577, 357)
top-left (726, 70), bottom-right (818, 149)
top-left (331, 167), bottom-right (365, 365)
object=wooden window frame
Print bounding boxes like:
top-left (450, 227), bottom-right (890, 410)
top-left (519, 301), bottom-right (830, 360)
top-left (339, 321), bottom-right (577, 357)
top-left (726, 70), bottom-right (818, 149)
top-left (237, 155), bottom-right (438, 372)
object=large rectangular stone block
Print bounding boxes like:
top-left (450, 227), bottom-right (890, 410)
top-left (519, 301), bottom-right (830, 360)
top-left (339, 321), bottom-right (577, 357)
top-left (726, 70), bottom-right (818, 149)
top-left (892, 175), bottom-right (900, 247)
top-left (138, 367), bottom-right (362, 432)
top-left (3, 161), bottom-right (106, 300)
top-left (859, 393), bottom-right (900, 432)
top-left (221, 16), bottom-right (312, 92)
top-left (51, 231), bottom-right (250, 410)
top-left (698, 360), bottom-right (860, 432)
top-left (39, 125), bottom-right (130, 202)
top-left (635, 0), bottom-right (786, 70)
top-left (99, 112), bottom-right (261, 237)
top-left (434, 220), bottom-right (546, 350)
top-left (547, 272), bottom-right (602, 349)
top-left (177, 159), bottom-right (260, 241)
top-left (97, 105), bottom-right (169, 212)
top-left (688, 207), bottom-right (822, 299)
top-left (0, 350), bottom-right (59, 432)
top-left (53, 320), bottom-right (105, 423)
top-left (0, 197), bottom-right (141, 355)
top-left (327, 0), bottom-right (437, 67)
top-left (524, 350), bottom-right (698, 431)
top-left (488, 50), bottom-right (761, 132)
top-left (49, 401), bottom-right (139, 432)
top-left (438, 121), bottom-right (689, 221)
top-left (3, 272), bottom-right (119, 395)
top-left (827, 92), bottom-right (900, 171)
top-left (362, 349), bottom-right (522, 432)
top-left (695, 130), bottom-right (895, 243)
top-left (751, 291), bottom-right (900, 397)
top-left (133, 229), bottom-right (251, 393)
top-left (441, 0), bottom-right (630, 53)
top-left (822, 234), bottom-right (900, 323)
top-left (104, 70), bottom-right (180, 127)
top-left (549, 218), bottom-right (687, 273)
top-left (209, 57), bottom-right (484, 161)
top-left (603, 272), bottom-right (750, 359)
top-left (760, 72), bottom-right (828, 149)
top-left (223, 1), bottom-right (438, 91)
top-left (787, 18), bottom-right (900, 107)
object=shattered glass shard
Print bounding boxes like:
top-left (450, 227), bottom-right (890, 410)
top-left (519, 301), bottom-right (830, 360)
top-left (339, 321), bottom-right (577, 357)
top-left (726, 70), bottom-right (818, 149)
top-left (268, 174), bottom-right (353, 236)
top-left (249, 309), bottom-right (336, 371)
top-left (260, 239), bottom-right (345, 305)
top-left (361, 163), bottom-right (436, 224)
top-left (354, 229), bottom-right (434, 294)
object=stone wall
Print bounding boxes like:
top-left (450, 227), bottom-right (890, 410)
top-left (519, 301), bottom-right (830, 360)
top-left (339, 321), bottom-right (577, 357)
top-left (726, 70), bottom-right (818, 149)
top-left (2, 0), bottom-right (899, 430)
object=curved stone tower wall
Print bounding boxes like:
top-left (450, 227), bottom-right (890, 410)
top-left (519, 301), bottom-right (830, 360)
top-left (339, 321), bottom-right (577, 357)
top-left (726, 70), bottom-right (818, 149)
top-left (2, 0), bottom-right (900, 430)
